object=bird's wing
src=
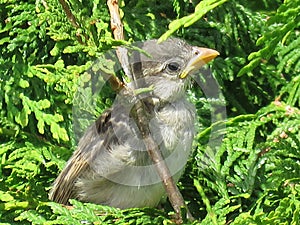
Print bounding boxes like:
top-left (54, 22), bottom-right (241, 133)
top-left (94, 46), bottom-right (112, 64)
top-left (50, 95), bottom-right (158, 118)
top-left (49, 109), bottom-right (116, 205)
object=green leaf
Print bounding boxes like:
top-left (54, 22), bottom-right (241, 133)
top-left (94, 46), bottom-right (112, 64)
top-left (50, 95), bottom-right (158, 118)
top-left (36, 99), bottom-right (51, 110)
top-left (18, 79), bottom-right (30, 88)
top-left (16, 210), bottom-right (47, 224)
top-left (159, 0), bottom-right (228, 42)
top-left (0, 37), bottom-right (10, 45)
top-left (0, 191), bottom-right (14, 202)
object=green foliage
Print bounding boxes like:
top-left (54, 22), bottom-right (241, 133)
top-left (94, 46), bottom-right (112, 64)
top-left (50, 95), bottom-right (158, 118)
top-left (0, 129), bottom-right (69, 223)
top-left (158, 0), bottom-right (229, 42)
top-left (239, 0), bottom-right (300, 78)
top-left (17, 199), bottom-right (173, 225)
top-left (1, 0), bottom-right (300, 224)
top-left (191, 97), bottom-right (300, 224)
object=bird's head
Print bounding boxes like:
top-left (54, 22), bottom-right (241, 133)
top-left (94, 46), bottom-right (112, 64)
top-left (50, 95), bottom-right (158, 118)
top-left (129, 38), bottom-right (219, 102)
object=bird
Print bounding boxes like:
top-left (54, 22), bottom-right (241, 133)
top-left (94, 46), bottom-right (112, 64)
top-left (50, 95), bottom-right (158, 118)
top-left (49, 38), bottom-right (219, 208)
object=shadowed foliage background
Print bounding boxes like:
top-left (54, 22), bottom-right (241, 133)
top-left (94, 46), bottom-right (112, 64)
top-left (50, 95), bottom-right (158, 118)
top-left (0, 0), bottom-right (300, 224)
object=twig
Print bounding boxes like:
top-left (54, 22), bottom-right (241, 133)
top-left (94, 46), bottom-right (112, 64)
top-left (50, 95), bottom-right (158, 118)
top-left (107, 0), bottom-right (133, 81)
top-left (106, 0), bottom-right (193, 222)
top-left (57, 0), bottom-right (78, 28)
top-left (132, 100), bottom-right (193, 223)
top-left (58, 0), bottom-right (125, 91)
top-left (57, 0), bottom-right (87, 45)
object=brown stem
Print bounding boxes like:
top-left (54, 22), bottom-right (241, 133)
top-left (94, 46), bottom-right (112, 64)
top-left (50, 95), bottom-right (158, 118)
top-left (58, 0), bottom-right (124, 91)
top-left (132, 101), bottom-right (193, 223)
top-left (107, 0), bottom-right (133, 80)
top-left (58, 0), bottom-right (79, 28)
top-left (107, 0), bottom-right (124, 40)
top-left (57, 0), bottom-right (87, 45)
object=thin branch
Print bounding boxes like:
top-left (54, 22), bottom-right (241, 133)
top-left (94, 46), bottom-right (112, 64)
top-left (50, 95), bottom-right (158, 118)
top-left (57, 0), bottom-right (78, 28)
top-left (132, 101), bottom-right (193, 223)
top-left (107, 0), bottom-right (133, 81)
top-left (57, 0), bottom-right (86, 45)
top-left (107, 0), bottom-right (193, 222)
top-left (58, 0), bottom-right (125, 91)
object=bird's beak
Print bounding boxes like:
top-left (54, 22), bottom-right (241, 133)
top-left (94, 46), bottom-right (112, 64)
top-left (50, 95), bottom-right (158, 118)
top-left (179, 47), bottom-right (219, 79)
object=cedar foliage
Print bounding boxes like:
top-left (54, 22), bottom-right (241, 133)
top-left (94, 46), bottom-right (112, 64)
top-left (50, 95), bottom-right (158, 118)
top-left (0, 0), bottom-right (300, 224)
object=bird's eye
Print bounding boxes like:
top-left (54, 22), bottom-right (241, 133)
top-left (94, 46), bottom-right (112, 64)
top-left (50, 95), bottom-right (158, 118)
top-left (167, 62), bottom-right (180, 72)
